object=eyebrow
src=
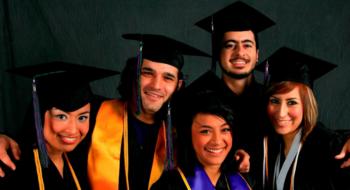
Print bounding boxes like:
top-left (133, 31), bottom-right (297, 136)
top-left (223, 39), bottom-right (255, 44)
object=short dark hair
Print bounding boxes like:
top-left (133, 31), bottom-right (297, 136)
top-left (176, 94), bottom-right (237, 176)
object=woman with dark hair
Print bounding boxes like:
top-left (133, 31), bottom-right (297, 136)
top-left (0, 61), bottom-right (117, 190)
top-left (151, 92), bottom-right (252, 190)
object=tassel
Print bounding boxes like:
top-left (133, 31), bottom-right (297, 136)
top-left (264, 60), bottom-right (270, 86)
top-left (165, 101), bottom-right (174, 170)
top-left (135, 41), bottom-right (143, 115)
top-left (32, 79), bottom-right (49, 168)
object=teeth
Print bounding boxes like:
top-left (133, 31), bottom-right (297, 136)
top-left (206, 148), bottom-right (224, 153)
top-left (61, 136), bottom-right (78, 144)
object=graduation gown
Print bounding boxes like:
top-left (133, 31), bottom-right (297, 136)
top-left (151, 167), bottom-right (251, 190)
top-left (263, 123), bottom-right (350, 190)
top-left (88, 99), bottom-right (167, 190)
top-left (0, 147), bottom-right (84, 190)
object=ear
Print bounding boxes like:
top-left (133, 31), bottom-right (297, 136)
top-left (177, 79), bottom-right (184, 90)
top-left (256, 49), bottom-right (260, 63)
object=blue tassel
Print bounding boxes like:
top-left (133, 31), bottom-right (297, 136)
top-left (32, 79), bottom-right (49, 168)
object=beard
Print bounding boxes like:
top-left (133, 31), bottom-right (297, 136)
top-left (221, 67), bottom-right (252, 79)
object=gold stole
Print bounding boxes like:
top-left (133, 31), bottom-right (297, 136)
top-left (87, 99), bottom-right (166, 190)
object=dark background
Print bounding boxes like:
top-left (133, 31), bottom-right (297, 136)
top-left (1, 0), bottom-right (350, 135)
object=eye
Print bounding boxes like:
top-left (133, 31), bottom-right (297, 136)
top-left (222, 127), bottom-right (231, 133)
top-left (199, 129), bottom-right (210, 135)
top-left (269, 98), bottom-right (280, 104)
top-left (163, 74), bottom-right (176, 82)
top-left (141, 70), bottom-right (153, 77)
top-left (54, 114), bottom-right (67, 120)
top-left (78, 114), bottom-right (89, 122)
top-left (287, 100), bottom-right (298, 106)
top-left (243, 43), bottom-right (253, 48)
top-left (223, 41), bottom-right (236, 49)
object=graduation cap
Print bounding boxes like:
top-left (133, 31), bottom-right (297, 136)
top-left (7, 61), bottom-right (119, 168)
top-left (195, 1), bottom-right (275, 71)
top-left (256, 47), bottom-right (337, 88)
top-left (122, 33), bottom-right (210, 70)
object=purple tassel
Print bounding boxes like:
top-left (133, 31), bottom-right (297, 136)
top-left (264, 60), bottom-right (270, 86)
top-left (165, 102), bottom-right (174, 170)
top-left (135, 41), bottom-right (143, 115)
top-left (32, 79), bottom-right (49, 168)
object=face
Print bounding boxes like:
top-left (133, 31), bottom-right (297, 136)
top-left (219, 31), bottom-right (259, 79)
top-left (139, 59), bottom-right (180, 116)
top-left (43, 103), bottom-right (90, 155)
top-left (267, 87), bottom-right (303, 138)
top-left (191, 113), bottom-right (232, 169)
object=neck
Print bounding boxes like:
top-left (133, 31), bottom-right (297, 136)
top-left (47, 148), bottom-right (64, 177)
top-left (204, 165), bottom-right (221, 186)
top-left (129, 102), bottom-right (155, 124)
top-left (133, 112), bottom-right (155, 124)
top-left (222, 73), bottom-right (253, 95)
top-left (282, 129), bottom-right (300, 156)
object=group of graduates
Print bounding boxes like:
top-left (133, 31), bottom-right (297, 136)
top-left (1, 1), bottom-right (350, 190)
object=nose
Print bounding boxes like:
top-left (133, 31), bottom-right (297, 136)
top-left (210, 131), bottom-right (221, 145)
top-left (149, 75), bottom-right (162, 89)
top-left (235, 44), bottom-right (245, 57)
top-left (66, 118), bottom-right (78, 134)
top-left (277, 103), bottom-right (288, 117)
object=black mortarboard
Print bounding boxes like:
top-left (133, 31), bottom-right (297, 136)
top-left (256, 47), bottom-right (337, 88)
top-left (7, 61), bottom-right (119, 168)
top-left (8, 61), bottom-right (119, 112)
top-left (122, 33), bottom-right (210, 70)
top-left (195, 1), bottom-right (275, 71)
top-left (195, 1), bottom-right (275, 35)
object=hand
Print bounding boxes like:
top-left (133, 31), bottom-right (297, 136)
top-left (335, 137), bottom-right (350, 168)
top-left (235, 149), bottom-right (250, 173)
top-left (0, 134), bottom-right (21, 177)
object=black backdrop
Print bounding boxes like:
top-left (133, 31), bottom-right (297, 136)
top-left (1, 0), bottom-right (350, 135)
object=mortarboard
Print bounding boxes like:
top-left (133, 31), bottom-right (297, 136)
top-left (256, 47), bottom-right (337, 88)
top-left (8, 61), bottom-right (120, 112)
top-left (122, 33), bottom-right (210, 70)
top-left (7, 61), bottom-right (119, 168)
top-left (195, 1), bottom-right (275, 71)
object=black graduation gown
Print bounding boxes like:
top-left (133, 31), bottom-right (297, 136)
top-left (119, 113), bottom-right (160, 190)
top-left (151, 169), bottom-right (235, 190)
top-left (0, 147), bottom-right (85, 190)
top-left (265, 123), bottom-right (350, 190)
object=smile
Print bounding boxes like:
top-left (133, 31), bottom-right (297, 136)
top-left (205, 147), bottom-right (226, 154)
top-left (59, 135), bottom-right (79, 144)
top-left (144, 90), bottom-right (164, 99)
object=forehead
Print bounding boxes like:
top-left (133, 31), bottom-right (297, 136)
top-left (222, 30), bottom-right (256, 43)
top-left (274, 86), bottom-right (301, 98)
top-left (142, 59), bottom-right (179, 76)
top-left (192, 113), bottom-right (227, 127)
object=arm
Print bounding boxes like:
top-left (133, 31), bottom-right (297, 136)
top-left (234, 149), bottom-right (250, 173)
top-left (0, 134), bottom-right (21, 177)
top-left (335, 137), bottom-right (350, 168)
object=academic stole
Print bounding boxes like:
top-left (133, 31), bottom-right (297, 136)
top-left (33, 149), bottom-right (81, 190)
top-left (177, 166), bottom-right (252, 190)
top-left (87, 99), bottom-right (166, 190)
top-left (263, 129), bottom-right (302, 190)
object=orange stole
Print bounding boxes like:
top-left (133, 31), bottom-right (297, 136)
top-left (87, 99), bottom-right (166, 190)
